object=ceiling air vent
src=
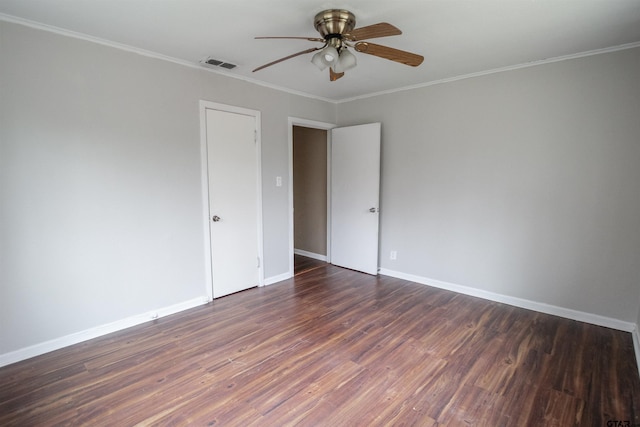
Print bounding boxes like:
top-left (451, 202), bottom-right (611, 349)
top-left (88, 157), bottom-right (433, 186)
top-left (200, 57), bottom-right (237, 70)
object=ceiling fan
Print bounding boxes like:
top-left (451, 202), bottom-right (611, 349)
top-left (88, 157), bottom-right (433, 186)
top-left (252, 9), bottom-right (424, 81)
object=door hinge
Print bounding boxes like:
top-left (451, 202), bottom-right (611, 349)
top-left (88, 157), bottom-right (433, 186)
top-left (254, 130), bottom-right (257, 143)
top-left (257, 256), bottom-right (261, 268)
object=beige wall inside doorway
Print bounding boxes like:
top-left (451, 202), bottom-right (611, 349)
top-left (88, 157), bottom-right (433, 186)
top-left (293, 126), bottom-right (327, 257)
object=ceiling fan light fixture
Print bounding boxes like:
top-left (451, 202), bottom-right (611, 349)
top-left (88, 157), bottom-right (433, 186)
top-left (322, 46), bottom-right (339, 64)
top-left (311, 50), bottom-right (328, 70)
top-left (311, 45), bottom-right (339, 70)
top-left (333, 48), bottom-right (357, 73)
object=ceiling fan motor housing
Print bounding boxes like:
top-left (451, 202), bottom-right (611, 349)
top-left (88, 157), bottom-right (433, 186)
top-left (314, 9), bottom-right (356, 39)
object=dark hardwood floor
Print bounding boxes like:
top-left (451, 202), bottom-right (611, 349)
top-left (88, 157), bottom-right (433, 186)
top-left (294, 253), bottom-right (327, 276)
top-left (1, 258), bottom-right (639, 426)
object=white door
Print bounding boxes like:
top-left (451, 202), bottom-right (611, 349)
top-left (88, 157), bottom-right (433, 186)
top-left (330, 123), bottom-right (381, 275)
top-left (205, 107), bottom-right (261, 298)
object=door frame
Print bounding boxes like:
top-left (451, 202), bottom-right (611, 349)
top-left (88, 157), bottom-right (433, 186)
top-left (200, 100), bottom-right (264, 301)
top-left (287, 117), bottom-right (336, 278)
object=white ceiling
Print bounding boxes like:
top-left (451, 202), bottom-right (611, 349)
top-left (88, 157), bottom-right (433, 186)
top-left (1, 0), bottom-right (639, 102)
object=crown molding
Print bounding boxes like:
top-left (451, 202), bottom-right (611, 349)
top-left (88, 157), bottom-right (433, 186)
top-left (2, 12), bottom-right (639, 105)
top-left (337, 41), bottom-right (640, 103)
top-left (0, 13), bottom-right (335, 104)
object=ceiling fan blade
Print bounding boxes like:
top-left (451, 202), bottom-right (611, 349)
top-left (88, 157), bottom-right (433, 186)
top-left (354, 42), bottom-right (424, 67)
top-left (255, 36), bottom-right (326, 43)
top-left (344, 23), bottom-right (402, 41)
top-left (329, 68), bottom-right (344, 81)
top-left (253, 47), bottom-right (322, 72)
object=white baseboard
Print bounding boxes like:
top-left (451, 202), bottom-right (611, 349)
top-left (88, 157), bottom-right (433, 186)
top-left (294, 249), bottom-right (327, 262)
top-left (264, 272), bottom-right (292, 286)
top-left (0, 296), bottom-right (208, 368)
top-left (262, 250), bottom-right (327, 288)
top-left (378, 268), bottom-right (636, 333)
top-left (4, 270), bottom-right (638, 375)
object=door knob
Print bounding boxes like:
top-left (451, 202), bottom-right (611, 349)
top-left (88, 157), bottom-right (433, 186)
top-left (212, 215), bottom-right (221, 222)
top-left (369, 207), bottom-right (377, 213)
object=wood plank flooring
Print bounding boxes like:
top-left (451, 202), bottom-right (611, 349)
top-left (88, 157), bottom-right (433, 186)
top-left (1, 258), bottom-right (639, 426)
top-left (294, 254), bottom-right (327, 276)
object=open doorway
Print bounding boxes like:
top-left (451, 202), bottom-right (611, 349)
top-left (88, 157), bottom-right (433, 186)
top-left (288, 119), bottom-right (381, 278)
top-left (293, 125), bottom-right (328, 275)
top-left (288, 119), bottom-right (381, 277)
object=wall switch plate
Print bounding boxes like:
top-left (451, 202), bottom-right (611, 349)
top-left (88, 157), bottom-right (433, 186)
top-left (276, 176), bottom-right (282, 187)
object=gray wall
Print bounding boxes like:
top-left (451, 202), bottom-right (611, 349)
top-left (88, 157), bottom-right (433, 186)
top-left (2, 18), bottom-right (639, 361)
top-left (337, 47), bottom-right (640, 323)
top-left (0, 21), bottom-right (334, 355)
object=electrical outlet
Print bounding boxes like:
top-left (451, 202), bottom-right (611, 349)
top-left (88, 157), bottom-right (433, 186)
top-left (390, 251), bottom-right (397, 260)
